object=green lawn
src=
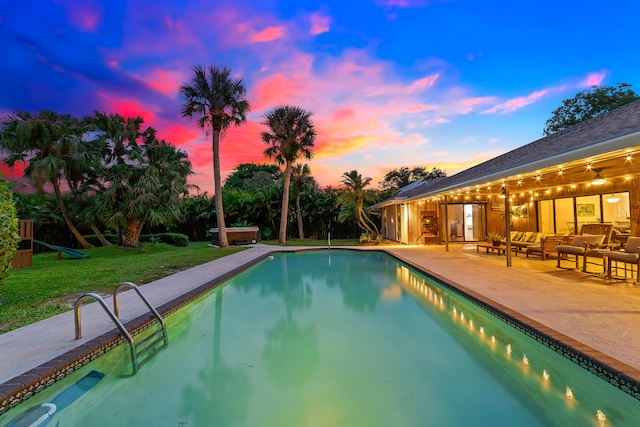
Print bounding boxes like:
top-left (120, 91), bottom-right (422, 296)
top-left (0, 242), bottom-right (246, 333)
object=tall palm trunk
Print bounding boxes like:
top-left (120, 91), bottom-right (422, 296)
top-left (212, 129), bottom-right (229, 248)
top-left (356, 196), bottom-right (380, 238)
top-left (51, 172), bottom-right (94, 249)
top-left (279, 161), bottom-right (293, 244)
top-left (296, 192), bottom-right (304, 239)
top-left (90, 224), bottom-right (113, 246)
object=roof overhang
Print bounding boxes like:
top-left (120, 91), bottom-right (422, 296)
top-left (399, 130), bottom-right (640, 204)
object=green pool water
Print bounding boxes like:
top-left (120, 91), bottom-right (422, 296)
top-left (2, 250), bottom-right (639, 426)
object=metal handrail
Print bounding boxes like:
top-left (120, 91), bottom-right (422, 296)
top-left (74, 293), bottom-right (133, 342)
top-left (74, 293), bottom-right (138, 374)
top-left (113, 282), bottom-right (165, 327)
top-left (74, 284), bottom-right (167, 376)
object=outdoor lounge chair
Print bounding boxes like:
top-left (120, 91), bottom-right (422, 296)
top-left (555, 234), bottom-right (606, 270)
top-left (579, 224), bottom-right (615, 273)
top-left (605, 237), bottom-right (640, 283)
top-left (525, 236), bottom-right (564, 261)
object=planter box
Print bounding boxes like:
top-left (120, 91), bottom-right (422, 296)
top-left (210, 227), bottom-right (259, 246)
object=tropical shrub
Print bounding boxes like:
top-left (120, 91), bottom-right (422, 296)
top-left (83, 232), bottom-right (189, 247)
top-left (0, 177), bottom-right (19, 282)
top-left (146, 233), bottom-right (189, 247)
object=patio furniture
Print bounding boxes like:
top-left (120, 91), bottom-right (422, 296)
top-left (578, 224), bottom-right (615, 273)
top-left (508, 231), bottom-right (538, 253)
top-left (579, 223), bottom-right (615, 248)
top-left (526, 236), bottom-right (564, 261)
top-left (476, 242), bottom-right (509, 255)
top-left (555, 234), bottom-right (606, 270)
top-left (605, 237), bottom-right (640, 283)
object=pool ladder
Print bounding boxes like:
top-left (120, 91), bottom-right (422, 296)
top-left (74, 282), bottom-right (168, 376)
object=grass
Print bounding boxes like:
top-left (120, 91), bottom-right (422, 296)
top-left (0, 242), bottom-right (246, 333)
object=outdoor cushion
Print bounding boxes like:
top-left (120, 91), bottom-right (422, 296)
top-left (624, 237), bottom-right (640, 254)
top-left (526, 233), bottom-right (538, 243)
top-left (556, 245), bottom-right (587, 255)
top-left (571, 235), bottom-right (604, 247)
top-left (606, 252), bottom-right (640, 263)
top-left (533, 233), bottom-right (552, 244)
top-left (513, 232), bottom-right (525, 242)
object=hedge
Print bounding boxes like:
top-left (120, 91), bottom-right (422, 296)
top-left (82, 232), bottom-right (190, 247)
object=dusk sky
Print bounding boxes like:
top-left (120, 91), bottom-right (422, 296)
top-left (2, 0), bottom-right (639, 193)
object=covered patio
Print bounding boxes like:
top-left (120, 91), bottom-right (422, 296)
top-left (373, 100), bottom-right (640, 255)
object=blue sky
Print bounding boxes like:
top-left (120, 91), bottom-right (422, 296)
top-left (1, 0), bottom-right (639, 192)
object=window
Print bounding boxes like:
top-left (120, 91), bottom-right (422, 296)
top-left (603, 192), bottom-right (630, 232)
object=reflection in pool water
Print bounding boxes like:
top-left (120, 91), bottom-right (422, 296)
top-left (2, 250), bottom-right (639, 426)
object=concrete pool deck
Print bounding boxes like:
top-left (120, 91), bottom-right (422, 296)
top-left (2, 243), bottom-right (640, 407)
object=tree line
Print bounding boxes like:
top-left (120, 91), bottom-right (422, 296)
top-left (0, 64), bottom-right (444, 249)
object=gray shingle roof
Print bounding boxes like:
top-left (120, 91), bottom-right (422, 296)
top-left (375, 99), bottom-right (640, 207)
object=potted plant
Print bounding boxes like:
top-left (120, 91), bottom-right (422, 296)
top-left (486, 233), bottom-right (503, 246)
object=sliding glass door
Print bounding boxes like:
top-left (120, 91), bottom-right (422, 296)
top-left (446, 204), bottom-right (485, 242)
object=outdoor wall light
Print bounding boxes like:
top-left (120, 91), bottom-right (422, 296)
top-left (591, 169), bottom-right (606, 185)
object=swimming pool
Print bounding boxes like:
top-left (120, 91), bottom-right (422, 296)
top-left (2, 249), bottom-right (640, 426)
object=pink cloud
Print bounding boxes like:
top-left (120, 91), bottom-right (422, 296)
top-left (309, 12), bottom-right (331, 35)
top-left (370, 72), bottom-right (440, 96)
top-left (163, 125), bottom-right (199, 146)
top-left (250, 26), bottom-right (286, 43)
top-left (184, 119), bottom-right (267, 178)
top-left (251, 74), bottom-right (306, 110)
top-left (580, 71), bottom-right (607, 87)
top-left (334, 108), bottom-right (356, 122)
top-left (148, 69), bottom-right (187, 95)
top-left (82, 2), bottom-right (575, 192)
top-left (376, 0), bottom-right (433, 7)
top-left (405, 73), bottom-right (440, 93)
top-left (97, 93), bottom-right (157, 124)
top-left (64, 0), bottom-right (103, 33)
top-left (481, 89), bottom-right (550, 114)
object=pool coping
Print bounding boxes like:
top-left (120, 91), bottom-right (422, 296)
top-left (2, 247), bottom-right (640, 416)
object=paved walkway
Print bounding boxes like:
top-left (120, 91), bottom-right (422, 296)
top-left (2, 243), bottom-right (640, 385)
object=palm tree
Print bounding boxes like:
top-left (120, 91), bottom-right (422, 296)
top-left (337, 170), bottom-right (380, 238)
top-left (0, 110), bottom-right (94, 248)
top-left (179, 65), bottom-right (250, 248)
top-left (290, 164), bottom-right (316, 239)
top-left (86, 115), bottom-right (193, 247)
top-left (262, 106), bottom-right (316, 244)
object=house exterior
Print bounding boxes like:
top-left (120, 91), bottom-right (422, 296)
top-left (371, 100), bottom-right (640, 245)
